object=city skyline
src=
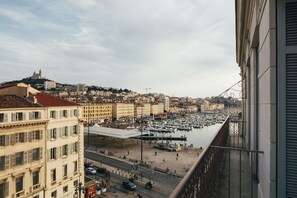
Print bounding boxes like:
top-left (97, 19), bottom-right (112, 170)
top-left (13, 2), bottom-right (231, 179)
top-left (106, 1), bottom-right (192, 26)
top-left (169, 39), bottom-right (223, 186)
top-left (0, 0), bottom-right (240, 98)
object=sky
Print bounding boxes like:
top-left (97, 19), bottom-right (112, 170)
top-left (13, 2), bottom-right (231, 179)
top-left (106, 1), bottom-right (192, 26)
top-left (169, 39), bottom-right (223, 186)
top-left (0, 0), bottom-right (240, 98)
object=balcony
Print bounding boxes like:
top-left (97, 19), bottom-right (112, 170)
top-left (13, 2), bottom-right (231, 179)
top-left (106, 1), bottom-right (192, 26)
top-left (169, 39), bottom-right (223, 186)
top-left (170, 116), bottom-right (263, 198)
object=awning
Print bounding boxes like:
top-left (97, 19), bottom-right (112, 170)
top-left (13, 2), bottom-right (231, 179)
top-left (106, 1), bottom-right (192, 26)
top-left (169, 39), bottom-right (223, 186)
top-left (84, 124), bottom-right (141, 139)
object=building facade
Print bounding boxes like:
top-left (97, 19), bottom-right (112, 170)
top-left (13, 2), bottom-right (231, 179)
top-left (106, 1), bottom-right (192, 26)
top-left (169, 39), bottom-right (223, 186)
top-left (0, 84), bottom-right (84, 198)
top-left (80, 103), bottom-right (112, 123)
top-left (236, 0), bottom-right (297, 197)
top-left (112, 103), bottom-right (134, 121)
top-left (0, 96), bottom-right (47, 198)
top-left (134, 103), bottom-right (151, 118)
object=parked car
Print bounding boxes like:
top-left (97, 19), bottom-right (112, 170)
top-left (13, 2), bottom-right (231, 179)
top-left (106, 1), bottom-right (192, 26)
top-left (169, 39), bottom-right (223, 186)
top-left (85, 167), bottom-right (97, 175)
top-left (122, 181), bottom-right (136, 191)
top-left (84, 162), bottom-right (93, 168)
top-left (97, 167), bottom-right (108, 174)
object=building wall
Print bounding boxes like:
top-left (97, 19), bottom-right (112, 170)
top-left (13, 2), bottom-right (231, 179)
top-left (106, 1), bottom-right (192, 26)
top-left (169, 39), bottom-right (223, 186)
top-left (45, 106), bottom-right (84, 198)
top-left (236, 0), bottom-right (277, 197)
top-left (81, 103), bottom-right (112, 123)
top-left (0, 108), bottom-right (47, 198)
top-left (135, 103), bottom-right (150, 118)
top-left (112, 103), bottom-right (134, 120)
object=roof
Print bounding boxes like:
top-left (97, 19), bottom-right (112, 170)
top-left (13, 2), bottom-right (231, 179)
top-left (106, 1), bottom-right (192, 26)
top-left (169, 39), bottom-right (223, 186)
top-left (33, 92), bottom-right (79, 107)
top-left (84, 124), bottom-right (142, 139)
top-left (0, 95), bottom-right (42, 109)
top-left (0, 82), bottom-right (20, 90)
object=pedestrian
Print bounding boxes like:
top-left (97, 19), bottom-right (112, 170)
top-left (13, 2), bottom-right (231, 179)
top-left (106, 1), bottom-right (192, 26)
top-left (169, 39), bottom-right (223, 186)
top-left (163, 158), bottom-right (165, 163)
top-left (127, 150), bottom-right (129, 155)
top-left (176, 153), bottom-right (179, 158)
top-left (155, 151), bottom-right (157, 156)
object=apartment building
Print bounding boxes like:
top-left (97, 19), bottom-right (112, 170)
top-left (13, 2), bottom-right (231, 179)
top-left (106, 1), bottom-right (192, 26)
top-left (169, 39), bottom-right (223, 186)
top-left (0, 95), bottom-right (47, 198)
top-left (134, 103), bottom-right (150, 118)
top-left (0, 83), bottom-right (84, 198)
top-left (150, 103), bottom-right (164, 115)
top-left (112, 103), bottom-right (134, 120)
top-left (235, 0), bottom-right (297, 197)
top-left (80, 103), bottom-right (112, 123)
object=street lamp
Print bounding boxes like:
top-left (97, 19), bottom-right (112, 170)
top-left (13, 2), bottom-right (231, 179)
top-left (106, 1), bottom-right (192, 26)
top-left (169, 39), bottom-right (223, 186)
top-left (140, 106), bottom-right (143, 163)
top-left (87, 102), bottom-right (90, 145)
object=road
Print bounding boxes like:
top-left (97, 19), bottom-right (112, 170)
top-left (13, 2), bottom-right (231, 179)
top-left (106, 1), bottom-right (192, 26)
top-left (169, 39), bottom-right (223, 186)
top-left (85, 150), bottom-right (181, 197)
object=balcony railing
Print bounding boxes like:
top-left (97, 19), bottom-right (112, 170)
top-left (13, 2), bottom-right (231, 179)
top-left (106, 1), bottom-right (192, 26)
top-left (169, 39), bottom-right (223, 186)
top-left (170, 116), bottom-right (263, 198)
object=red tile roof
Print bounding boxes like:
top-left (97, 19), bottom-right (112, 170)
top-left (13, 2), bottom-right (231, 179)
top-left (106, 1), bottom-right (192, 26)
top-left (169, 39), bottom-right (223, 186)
top-left (0, 95), bottom-right (42, 108)
top-left (33, 92), bottom-right (79, 107)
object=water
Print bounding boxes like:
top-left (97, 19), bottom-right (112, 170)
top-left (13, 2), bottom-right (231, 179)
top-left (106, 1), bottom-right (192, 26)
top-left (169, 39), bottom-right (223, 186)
top-left (151, 123), bottom-right (223, 148)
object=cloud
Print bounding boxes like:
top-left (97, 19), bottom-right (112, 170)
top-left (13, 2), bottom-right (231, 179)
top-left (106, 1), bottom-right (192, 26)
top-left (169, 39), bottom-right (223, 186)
top-left (0, 0), bottom-right (240, 97)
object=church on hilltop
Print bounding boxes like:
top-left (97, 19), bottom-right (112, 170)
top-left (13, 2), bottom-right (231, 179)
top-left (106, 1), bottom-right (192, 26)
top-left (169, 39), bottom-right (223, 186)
top-left (31, 69), bottom-right (44, 79)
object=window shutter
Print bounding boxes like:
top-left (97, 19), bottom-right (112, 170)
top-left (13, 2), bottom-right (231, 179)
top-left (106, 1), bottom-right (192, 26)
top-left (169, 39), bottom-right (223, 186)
top-left (5, 155), bottom-right (10, 170)
top-left (23, 151), bottom-right (28, 164)
top-left (4, 114), bottom-right (8, 122)
top-left (5, 135), bottom-right (10, 146)
top-left (39, 148), bottom-right (43, 160)
top-left (47, 129), bottom-right (51, 139)
top-left (28, 132), bottom-right (33, 142)
top-left (4, 182), bottom-right (9, 196)
top-left (57, 147), bottom-right (61, 159)
top-left (39, 130), bottom-right (43, 140)
top-left (24, 133), bottom-right (28, 142)
top-left (286, 2), bottom-right (297, 45)
top-left (10, 134), bottom-right (16, 145)
top-left (28, 149), bottom-right (33, 163)
top-left (38, 112), bottom-right (41, 119)
top-left (59, 128), bottom-right (62, 138)
top-left (23, 113), bottom-right (26, 121)
top-left (69, 143), bottom-right (73, 154)
top-left (11, 113), bottom-right (16, 122)
top-left (29, 112), bottom-right (33, 120)
top-left (10, 154), bottom-right (15, 167)
top-left (60, 110), bottom-right (62, 118)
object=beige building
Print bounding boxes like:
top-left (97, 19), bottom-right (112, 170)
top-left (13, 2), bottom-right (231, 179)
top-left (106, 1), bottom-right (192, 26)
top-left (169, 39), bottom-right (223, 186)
top-left (80, 103), bottom-right (112, 123)
top-left (134, 103), bottom-right (150, 118)
top-left (201, 101), bottom-right (224, 112)
top-left (235, 0), bottom-right (297, 197)
top-left (112, 103), bottom-right (134, 120)
top-left (150, 103), bottom-right (164, 115)
top-left (0, 95), bottom-right (47, 198)
top-left (0, 83), bottom-right (84, 198)
top-left (44, 81), bottom-right (56, 91)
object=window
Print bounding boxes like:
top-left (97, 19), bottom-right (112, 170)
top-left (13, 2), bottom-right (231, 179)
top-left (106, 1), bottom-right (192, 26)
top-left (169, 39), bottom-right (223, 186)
top-left (50, 129), bottom-right (57, 139)
top-left (16, 176), bottom-right (23, 192)
top-left (51, 169), bottom-right (56, 184)
top-left (50, 148), bottom-right (56, 160)
top-left (0, 136), bottom-right (5, 146)
top-left (16, 133), bottom-right (25, 143)
top-left (15, 152), bottom-right (24, 165)
top-left (32, 131), bottom-right (41, 140)
top-left (74, 109), bottom-right (79, 117)
top-left (73, 180), bottom-right (78, 188)
top-left (32, 148), bottom-right (40, 161)
top-left (74, 161), bottom-right (78, 173)
top-left (51, 190), bottom-right (57, 198)
top-left (33, 171), bottom-right (39, 185)
top-left (29, 112), bottom-right (41, 120)
top-left (0, 182), bottom-right (8, 197)
top-left (73, 125), bottom-right (78, 135)
top-left (16, 112), bottom-right (24, 121)
top-left (50, 111), bottom-right (56, 119)
top-left (0, 113), bottom-right (6, 122)
top-left (62, 145), bottom-right (68, 156)
top-left (33, 196), bottom-right (39, 198)
top-left (0, 156), bottom-right (5, 171)
top-left (62, 110), bottom-right (68, 118)
top-left (63, 185), bottom-right (68, 193)
top-left (63, 164), bottom-right (67, 178)
top-left (62, 127), bottom-right (68, 137)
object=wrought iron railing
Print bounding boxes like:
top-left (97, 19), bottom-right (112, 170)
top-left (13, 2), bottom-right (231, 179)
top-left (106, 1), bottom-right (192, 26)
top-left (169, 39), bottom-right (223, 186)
top-left (170, 117), bottom-right (264, 198)
top-left (170, 118), bottom-right (230, 198)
